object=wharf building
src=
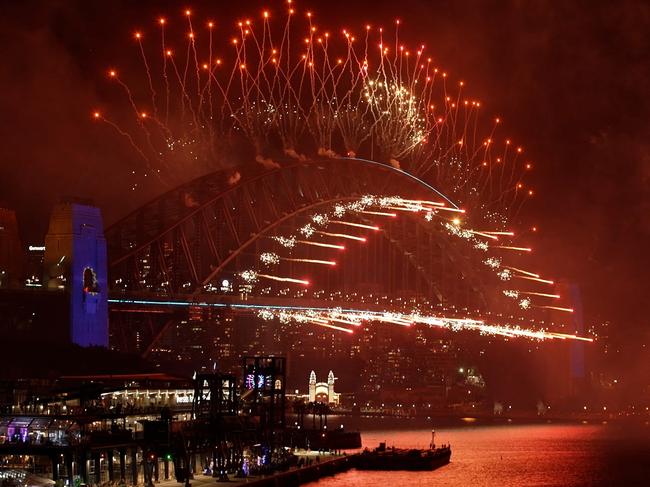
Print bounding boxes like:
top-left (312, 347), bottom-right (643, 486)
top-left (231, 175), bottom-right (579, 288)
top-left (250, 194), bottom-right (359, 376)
top-left (0, 362), bottom-right (286, 487)
top-left (0, 373), bottom-right (193, 486)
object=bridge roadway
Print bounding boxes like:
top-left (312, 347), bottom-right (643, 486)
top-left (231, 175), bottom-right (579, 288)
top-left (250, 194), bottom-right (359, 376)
top-left (108, 292), bottom-right (496, 355)
top-left (108, 292), bottom-right (458, 317)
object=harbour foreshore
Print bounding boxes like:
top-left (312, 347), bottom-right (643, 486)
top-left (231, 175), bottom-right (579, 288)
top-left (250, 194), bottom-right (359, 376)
top-left (156, 453), bottom-right (358, 487)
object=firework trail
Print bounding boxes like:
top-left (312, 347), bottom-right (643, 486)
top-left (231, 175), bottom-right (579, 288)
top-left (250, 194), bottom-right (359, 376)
top-left (94, 2), bottom-right (533, 217)
top-left (235, 194), bottom-right (578, 332)
top-left (94, 4), bottom-right (584, 343)
top-left (256, 307), bottom-right (592, 342)
top-left (260, 252), bottom-right (336, 266)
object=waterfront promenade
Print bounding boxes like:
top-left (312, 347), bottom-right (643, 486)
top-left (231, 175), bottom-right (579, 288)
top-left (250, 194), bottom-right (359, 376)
top-left (156, 452), bottom-right (356, 487)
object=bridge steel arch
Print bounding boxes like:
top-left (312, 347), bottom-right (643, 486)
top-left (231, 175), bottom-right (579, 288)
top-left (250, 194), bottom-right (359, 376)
top-left (107, 158), bottom-right (491, 302)
top-left (105, 158), bottom-right (508, 353)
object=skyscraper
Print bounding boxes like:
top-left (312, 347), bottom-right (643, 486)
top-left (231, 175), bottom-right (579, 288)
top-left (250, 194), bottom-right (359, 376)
top-left (0, 208), bottom-right (24, 288)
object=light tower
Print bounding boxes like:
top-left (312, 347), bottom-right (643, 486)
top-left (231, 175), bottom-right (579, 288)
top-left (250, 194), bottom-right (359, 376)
top-left (309, 370), bottom-right (317, 402)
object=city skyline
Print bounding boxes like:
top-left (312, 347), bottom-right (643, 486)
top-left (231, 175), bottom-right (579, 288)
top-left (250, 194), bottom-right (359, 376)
top-left (1, 1), bottom-right (648, 338)
top-left (0, 2), bottom-right (648, 485)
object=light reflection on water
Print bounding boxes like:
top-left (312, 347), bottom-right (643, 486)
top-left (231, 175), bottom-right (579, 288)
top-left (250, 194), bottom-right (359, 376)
top-left (305, 422), bottom-right (650, 486)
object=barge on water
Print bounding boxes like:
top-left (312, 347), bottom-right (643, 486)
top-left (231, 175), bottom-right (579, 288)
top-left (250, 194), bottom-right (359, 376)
top-left (356, 444), bottom-right (451, 471)
top-left (356, 431), bottom-right (451, 471)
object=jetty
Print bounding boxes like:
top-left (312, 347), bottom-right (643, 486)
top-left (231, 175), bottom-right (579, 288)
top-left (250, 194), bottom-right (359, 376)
top-left (156, 442), bottom-right (450, 487)
top-left (155, 454), bottom-right (356, 487)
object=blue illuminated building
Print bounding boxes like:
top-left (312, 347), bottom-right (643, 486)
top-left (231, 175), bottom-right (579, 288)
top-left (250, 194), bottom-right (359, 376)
top-left (44, 202), bottom-right (108, 347)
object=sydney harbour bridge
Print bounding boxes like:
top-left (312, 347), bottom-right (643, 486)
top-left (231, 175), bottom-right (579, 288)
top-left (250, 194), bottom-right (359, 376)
top-left (105, 157), bottom-right (547, 358)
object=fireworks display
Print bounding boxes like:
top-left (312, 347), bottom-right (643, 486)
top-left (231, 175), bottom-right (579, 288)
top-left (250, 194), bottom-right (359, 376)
top-left (95, 1), bottom-right (533, 219)
top-left (95, 2), bottom-right (589, 344)
top-left (255, 306), bottom-right (592, 342)
top-left (227, 192), bottom-right (584, 339)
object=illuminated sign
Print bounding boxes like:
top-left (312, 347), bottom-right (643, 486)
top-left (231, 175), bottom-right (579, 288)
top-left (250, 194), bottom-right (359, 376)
top-left (245, 374), bottom-right (267, 389)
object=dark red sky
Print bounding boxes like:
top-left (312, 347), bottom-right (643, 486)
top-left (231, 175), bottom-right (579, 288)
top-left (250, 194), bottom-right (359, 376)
top-left (0, 0), bottom-right (649, 342)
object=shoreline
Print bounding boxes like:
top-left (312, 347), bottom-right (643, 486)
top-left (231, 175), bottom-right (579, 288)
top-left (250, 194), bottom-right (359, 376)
top-left (308, 412), bottom-right (648, 428)
top-left (154, 455), bottom-right (358, 487)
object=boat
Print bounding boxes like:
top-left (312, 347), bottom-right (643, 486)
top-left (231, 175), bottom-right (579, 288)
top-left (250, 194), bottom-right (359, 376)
top-left (356, 444), bottom-right (451, 471)
top-left (355, 431), bottom-right (451, 471)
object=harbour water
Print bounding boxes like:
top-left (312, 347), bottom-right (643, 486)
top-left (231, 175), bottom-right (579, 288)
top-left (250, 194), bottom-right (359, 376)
top-left (305, 421), bottom-right (650, 486)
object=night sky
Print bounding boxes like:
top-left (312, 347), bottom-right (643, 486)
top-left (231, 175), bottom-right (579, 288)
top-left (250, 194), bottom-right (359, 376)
top-left (1, 0), bottom-right (649, 346)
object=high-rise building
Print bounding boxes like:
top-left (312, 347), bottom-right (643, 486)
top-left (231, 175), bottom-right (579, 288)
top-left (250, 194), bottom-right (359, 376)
top-left (0, 208), bottom-right (24, 288)
top-left (24, 244), bottom-right (46, 287)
